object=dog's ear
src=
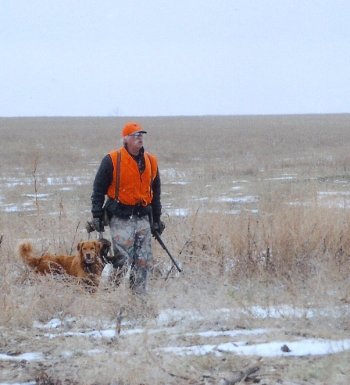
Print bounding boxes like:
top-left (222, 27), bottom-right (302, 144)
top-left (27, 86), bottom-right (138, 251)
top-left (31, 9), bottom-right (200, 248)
top-left (95, 240), bottom-right (102, 253)
top-left (77, 241), bottom-right (84, 252)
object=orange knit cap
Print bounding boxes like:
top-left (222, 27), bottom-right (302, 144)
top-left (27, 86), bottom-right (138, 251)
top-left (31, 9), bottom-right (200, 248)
top-left (121, 122), bottom-right (147, 137)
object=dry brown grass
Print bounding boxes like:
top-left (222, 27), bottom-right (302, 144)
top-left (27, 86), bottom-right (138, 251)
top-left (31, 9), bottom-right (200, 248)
top-left (1, 114), bottom-right (350, 384)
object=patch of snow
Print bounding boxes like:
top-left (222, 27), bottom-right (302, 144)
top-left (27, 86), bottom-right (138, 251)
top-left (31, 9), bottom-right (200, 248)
top-left (318, 191), bottom-right (350, 196)
top-left (0, 382), bottom-right (35, 385)
top-left (46, 176), bottom-right (90, 186)
top-left (34, 318), bottom-right (63, 329)
top-left (265, 175), bottom-right (297, 181)
top-left (216, 338), bottom-right (350, 357)
top-left (1, 203), bottom-right (35, 213)
top-left (23, 193), bottom-right (50, 199)
top-left (0, 352), bottom-right (44, 361)
top-left (185, 328), bottom-right (269, 338)
top-left (217, 195), bottom-right (259, 204)
top-left (192, 196), bottom-right (209, 201)
top-left (165, 208), bottom-right (189, 216)
top-left (160, 338), bottom-right (350, 357)
top-left (168, 181), bottom-right (189, 185)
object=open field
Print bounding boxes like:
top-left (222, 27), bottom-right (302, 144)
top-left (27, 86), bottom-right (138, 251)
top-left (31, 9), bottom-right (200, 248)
top-left (1, 114), bottom-right (350, 384)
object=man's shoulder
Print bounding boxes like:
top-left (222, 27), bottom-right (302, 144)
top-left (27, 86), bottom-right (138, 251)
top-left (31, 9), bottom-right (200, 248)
top-left (108, 147), bottom-right (123, 156)
top-left (145, 151), bottom-right (158, 161)
top-left (100, 153), bottom-right (114, 168)
top-left (107, 147), bottom-right (125, 161)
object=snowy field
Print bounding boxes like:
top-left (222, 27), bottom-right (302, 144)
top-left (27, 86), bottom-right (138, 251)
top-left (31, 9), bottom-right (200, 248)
top-left (1, 300), bottom-right (350, 384)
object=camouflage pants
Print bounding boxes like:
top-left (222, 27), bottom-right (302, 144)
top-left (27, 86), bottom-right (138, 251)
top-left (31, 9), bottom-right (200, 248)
top-left (109, 215), bottom-right (152, 293)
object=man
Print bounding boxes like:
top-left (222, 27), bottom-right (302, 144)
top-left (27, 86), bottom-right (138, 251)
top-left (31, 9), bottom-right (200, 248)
top-left (91, 122), bottom-right (164, 294)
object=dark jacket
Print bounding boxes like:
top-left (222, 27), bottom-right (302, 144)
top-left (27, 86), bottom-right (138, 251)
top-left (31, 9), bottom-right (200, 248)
top-left (91, 147), bottom-right (162, 222)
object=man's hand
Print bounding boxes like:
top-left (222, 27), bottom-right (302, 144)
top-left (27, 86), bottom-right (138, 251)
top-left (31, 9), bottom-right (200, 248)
top-left (151, 220), bottom-right (165, 236)
top-left (85, 220), bottom-right (95, 233)
top-left (92, 217), bottom-right (104, 233)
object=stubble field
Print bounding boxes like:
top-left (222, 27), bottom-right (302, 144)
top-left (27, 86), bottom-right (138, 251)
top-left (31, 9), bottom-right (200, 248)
top-left (1, 115), bottom-right (350, 385)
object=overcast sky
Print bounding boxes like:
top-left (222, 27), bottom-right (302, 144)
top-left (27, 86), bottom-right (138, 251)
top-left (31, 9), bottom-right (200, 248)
top-left (1, 0), bottom-right (350, 117)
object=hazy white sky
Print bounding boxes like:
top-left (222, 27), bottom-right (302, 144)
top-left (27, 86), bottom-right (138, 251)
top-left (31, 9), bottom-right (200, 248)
top-left (1, 0), bottom-right (350, 116)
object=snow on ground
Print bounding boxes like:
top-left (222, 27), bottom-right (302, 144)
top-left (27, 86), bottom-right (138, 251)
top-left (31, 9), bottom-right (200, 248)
top-left (1, 305), bottom-right (349, 368)
top-left (0, 374), bottom-right (37, 385)
top-left (3, 172), bottom-right (350, 214)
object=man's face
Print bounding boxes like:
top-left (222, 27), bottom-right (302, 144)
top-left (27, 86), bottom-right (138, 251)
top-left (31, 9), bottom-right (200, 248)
top-left (126, 132), bottom-right (144, 154)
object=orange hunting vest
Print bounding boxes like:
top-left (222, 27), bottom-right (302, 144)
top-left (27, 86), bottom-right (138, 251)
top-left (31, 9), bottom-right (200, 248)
top-left (107, 147), bottom-right (158, 206)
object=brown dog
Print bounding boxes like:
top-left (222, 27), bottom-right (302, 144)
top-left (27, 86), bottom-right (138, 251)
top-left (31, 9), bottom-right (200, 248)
top-left (18, 240), bottom-right (104, 287)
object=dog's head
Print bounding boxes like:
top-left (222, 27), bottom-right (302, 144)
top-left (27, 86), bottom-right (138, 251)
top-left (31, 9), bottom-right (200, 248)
top-left (77, 240), bottom-right (101, 265)
top-left (99, 238), bottom-right (112, 260)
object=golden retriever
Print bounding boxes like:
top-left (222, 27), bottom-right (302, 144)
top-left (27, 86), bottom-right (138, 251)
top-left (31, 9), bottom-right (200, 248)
top-left (18, 240), bottom-right (104, 287)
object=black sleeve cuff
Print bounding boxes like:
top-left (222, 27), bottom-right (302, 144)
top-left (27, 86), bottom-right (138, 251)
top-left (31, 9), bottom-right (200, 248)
top-left (92, 211), bottom-right (104, 219)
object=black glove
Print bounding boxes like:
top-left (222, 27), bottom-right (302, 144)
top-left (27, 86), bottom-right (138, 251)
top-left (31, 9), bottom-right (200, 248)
top-left (151, 219), bottom-right (165, 236)
top-left (85, 220), bottom-right (95, 233)
top-left (92, 217), bottom-right (104, 233)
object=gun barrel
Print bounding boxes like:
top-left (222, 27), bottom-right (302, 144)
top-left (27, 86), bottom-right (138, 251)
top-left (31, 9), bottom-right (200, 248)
top-left (154, 231), bottom-right (182, 272)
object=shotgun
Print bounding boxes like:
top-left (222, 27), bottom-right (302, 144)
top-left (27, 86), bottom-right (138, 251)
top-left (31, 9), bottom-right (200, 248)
top-left (153, 230), bottom-right (182, 273)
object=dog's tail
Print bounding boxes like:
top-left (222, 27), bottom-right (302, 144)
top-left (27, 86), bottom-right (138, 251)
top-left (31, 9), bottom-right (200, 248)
top-left (18, 241), bottom-right (39, 269)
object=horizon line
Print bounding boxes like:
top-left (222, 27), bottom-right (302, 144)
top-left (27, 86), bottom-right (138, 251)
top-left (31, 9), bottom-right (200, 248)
top-left (1, 112), bottom-right (349, 119)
